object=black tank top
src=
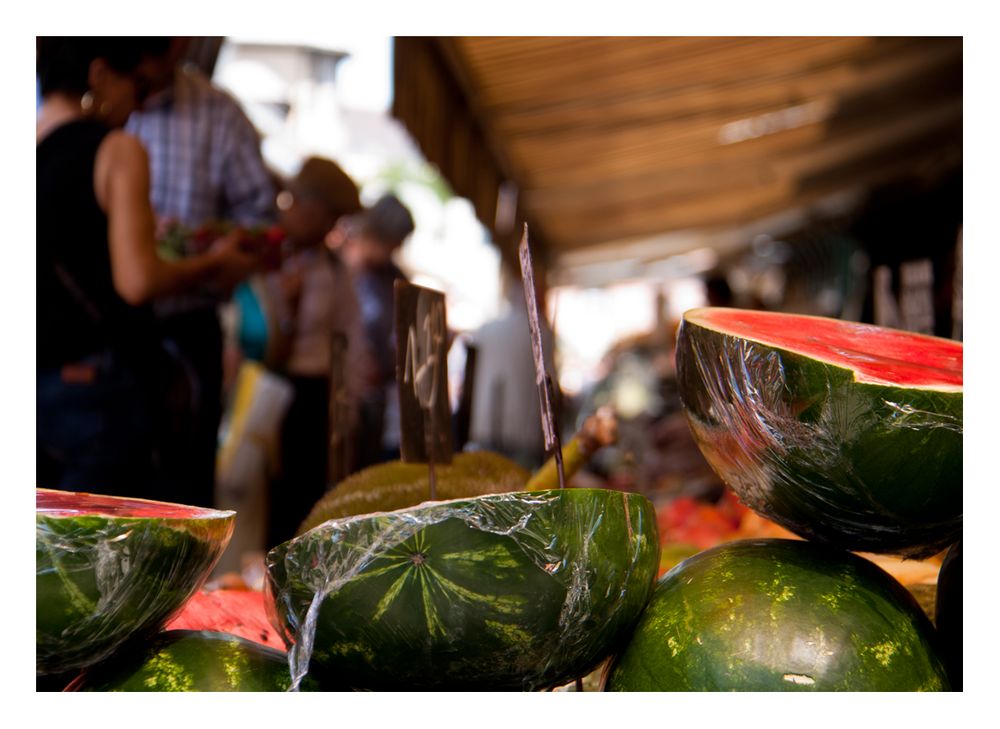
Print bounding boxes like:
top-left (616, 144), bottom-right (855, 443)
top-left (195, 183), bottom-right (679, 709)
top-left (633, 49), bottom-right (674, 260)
top-left (37, 119), bottom-right (154, 369)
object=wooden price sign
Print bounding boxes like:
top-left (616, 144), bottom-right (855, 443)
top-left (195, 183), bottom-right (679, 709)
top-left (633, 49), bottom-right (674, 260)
top-left (394, 280), bottom-right (454, 477)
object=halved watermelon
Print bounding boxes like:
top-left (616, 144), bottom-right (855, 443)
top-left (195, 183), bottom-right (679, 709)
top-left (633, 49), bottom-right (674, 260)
top-left (675, 307), bottom-right (962, 557)
top-left (265, 488), bottom-right (660, 691)
top-left (604, 539), bottom-right (950, 691)
top-left (65, 630), bottom-right (317, 692)
top-left (36, 489), bottom-right (235, 675)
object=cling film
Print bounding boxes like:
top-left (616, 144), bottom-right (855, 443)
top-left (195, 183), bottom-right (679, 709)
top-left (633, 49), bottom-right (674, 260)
top-left (264, 488), bottom-right (660, 691)
top-left (35, 489), bottom-right (234, 676)
top-left (674, 310), bottom-right (962, 558)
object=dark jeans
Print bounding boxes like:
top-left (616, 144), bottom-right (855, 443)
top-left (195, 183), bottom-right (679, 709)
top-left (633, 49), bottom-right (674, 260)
top-left (267, 375), bottom-right (331, 547)
top-left (37, 351), bottom-right (154, 497)
top-left (154, 310), bottom-right (223, 508)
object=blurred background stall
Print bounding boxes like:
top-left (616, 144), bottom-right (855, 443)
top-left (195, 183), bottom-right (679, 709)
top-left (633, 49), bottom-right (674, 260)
top-left (181, 35), bottom-right (965, 577)
top-left (39, 36), bottom-right (962, 585)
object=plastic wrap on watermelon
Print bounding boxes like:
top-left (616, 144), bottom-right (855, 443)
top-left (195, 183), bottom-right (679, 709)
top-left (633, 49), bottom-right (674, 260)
top-left (674, 307), bottom-right (962, 558)
top-left (264, 488), bottom-right (660, 691)
top-left (36, 489), bottom-right (235, 676)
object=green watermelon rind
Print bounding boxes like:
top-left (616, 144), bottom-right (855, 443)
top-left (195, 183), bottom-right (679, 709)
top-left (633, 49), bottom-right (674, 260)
top-left (676, 311), bottom-right (962, 557)
top-left (66, 630), bottom-right (317, 692)
top-left (266, 488), bottom-right (660, 691)
top-left (604, 539), bottom-right (951, 692)
top-left (36, 493), bottom-right (235, 676)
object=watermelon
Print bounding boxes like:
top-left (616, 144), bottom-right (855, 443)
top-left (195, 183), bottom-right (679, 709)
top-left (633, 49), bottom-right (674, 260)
top-left (675, 307), bottom-right (962, 557)
top-left (36, 489), bottom-right (235, 676)
top-left (166, 589), bottom-right (287, 651)
top-left (266, 488), bottom-right (660, 690)
top-left (604, 539), bottom-right (949, 691)
top-left (65, 630), bottom-right (317, 691)
top-left (935, 540), bottom-right (962, 690)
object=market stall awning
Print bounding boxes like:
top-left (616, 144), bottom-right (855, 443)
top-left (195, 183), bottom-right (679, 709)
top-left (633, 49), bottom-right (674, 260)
top-left (391, 37), bottom-right (961, 278)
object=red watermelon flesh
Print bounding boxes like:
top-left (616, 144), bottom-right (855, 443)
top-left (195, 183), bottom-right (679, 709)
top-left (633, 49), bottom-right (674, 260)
top-left (37, 489), bottom-right (222, 519)
top-left (691, 308), bottom-right (961, 389)
top-left (167, 590), bottom-right (286, 652)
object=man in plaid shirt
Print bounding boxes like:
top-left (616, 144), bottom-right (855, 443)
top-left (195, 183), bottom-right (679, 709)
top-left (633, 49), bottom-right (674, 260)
top-left (128, 39), bottom-right (277, 507)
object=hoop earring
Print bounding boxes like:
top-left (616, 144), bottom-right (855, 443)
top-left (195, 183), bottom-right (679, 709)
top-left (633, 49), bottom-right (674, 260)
top-left (80, 91), bottom-right (94, 112)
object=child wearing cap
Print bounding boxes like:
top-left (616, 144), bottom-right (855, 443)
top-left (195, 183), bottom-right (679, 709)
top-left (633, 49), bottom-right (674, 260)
top-left (264, 157), bottom-right (370, 546)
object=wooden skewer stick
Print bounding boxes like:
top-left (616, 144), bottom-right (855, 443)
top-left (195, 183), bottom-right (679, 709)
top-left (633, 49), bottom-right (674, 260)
top-left (425, 409), bottom-right (438, 501)
top-left (518, 224), bottom-right (565, 490)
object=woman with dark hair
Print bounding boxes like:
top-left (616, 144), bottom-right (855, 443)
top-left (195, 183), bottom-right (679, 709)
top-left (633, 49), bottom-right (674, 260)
top-left (36, 37), bottom-right (258, 496)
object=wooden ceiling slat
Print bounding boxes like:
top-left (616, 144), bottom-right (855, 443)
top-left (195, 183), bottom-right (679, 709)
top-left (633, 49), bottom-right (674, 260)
top-left (543, 181), bottom-right (795, 246)
top-left (509, 122), bottom-right (825, 187)
top-left (392, 36), bottom-right (962, 260)
top-left (455, 37), bottom-right (738, 76)
top-left (527, 96), bottom-right (961, 248)
top-left (458, 37), bottom-right (878, 110)
top-left (775, 100), bottom-right (963, 182)
top-left (524, 163), bottom-right (777, 213)
top-left (489, 38), bottom-right (960, 140)
top-left (523, 93), bottom-right (961, 217)
top-left (509, 70), bottom-right (960, 191)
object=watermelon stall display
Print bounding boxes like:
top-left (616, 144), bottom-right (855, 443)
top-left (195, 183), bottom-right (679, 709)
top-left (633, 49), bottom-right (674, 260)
top-left (266, 488), bottom-right (660, 691)
top-left (675, 307), bottom-right (962, 558)
top-left (65, 630), bottom-right (317, 692)
top-left (36, 489), bottom-right (235, 676)
top-left (604, 539), bottom-right (950, 691)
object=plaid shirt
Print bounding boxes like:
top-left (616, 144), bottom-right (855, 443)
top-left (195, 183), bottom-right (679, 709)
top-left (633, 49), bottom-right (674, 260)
top-left (127, 66), bottom-right (277, 314)
top-left (127, 66), bottom-right (276, 228)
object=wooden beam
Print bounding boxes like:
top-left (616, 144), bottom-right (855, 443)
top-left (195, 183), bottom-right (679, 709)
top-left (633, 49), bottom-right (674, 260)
top-left (547, 126), bottom-right (961, 252)
top-left (458, 37), bottom-right (879, 110)
top-left (507, 76), bottom-right (959, 193)
top-left (523, 90), bottom-right (960, 223)
top-left (489, 37), bottom-right (959, 140)
top-left (773, 99), bottom-right (962, 182)
top-left (543, 181), bottom-right (796, 247)
top-left (434, 38), bottom-right (555, 259)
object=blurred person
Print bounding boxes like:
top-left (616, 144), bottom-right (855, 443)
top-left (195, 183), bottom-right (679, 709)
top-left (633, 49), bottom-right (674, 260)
top-left (36, 37), bottom-right (258, 497)
top-left (126, 38), bottom-right (278, 507)
top-left (338, 193), bottom-right (415, 467)
top-left (704, 271), bottom-right (734, 308)
top-left (468, 267), bottom-right (557, 470)
top-left (262, 157), bottom-right (367, 546)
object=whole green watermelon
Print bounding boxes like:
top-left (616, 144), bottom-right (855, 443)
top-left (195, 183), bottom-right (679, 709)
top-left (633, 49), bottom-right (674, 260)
top-left (65, 630), bottom-right (317, 692)
top-left (36, 489), bottom-right (234, 676)
top-left (676, 307), bottom-right (962, 558)
top-left (604, 539), bottom-right (949, 691)
top-left (266, 488), bottom-right (660, 690)
top-left (935, 540), bottom-right (962, 690)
